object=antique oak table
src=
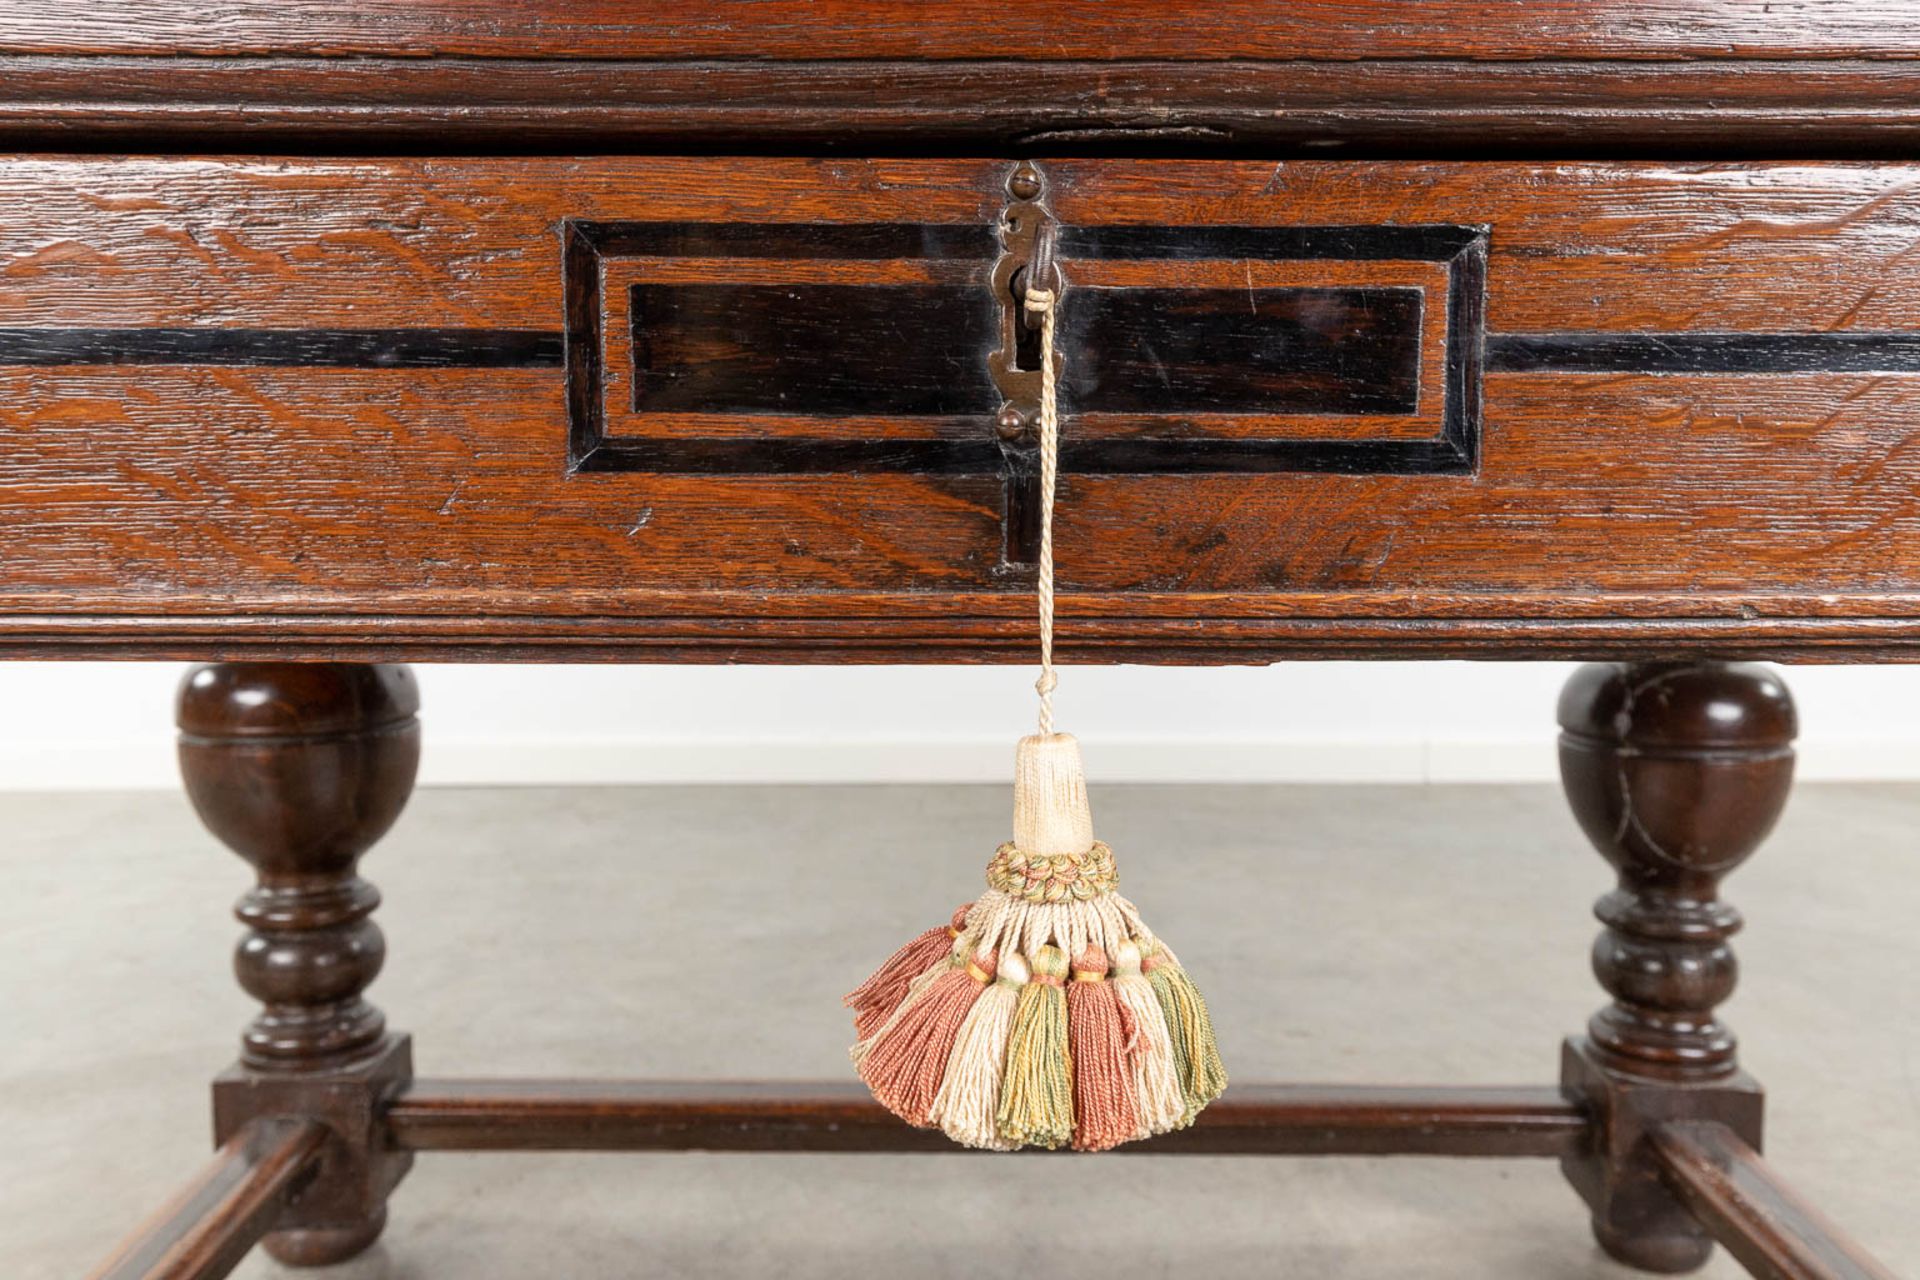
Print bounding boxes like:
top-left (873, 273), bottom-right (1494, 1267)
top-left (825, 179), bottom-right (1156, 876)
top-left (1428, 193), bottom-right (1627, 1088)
top-left (9, 5), bottom-right (1916, 1278)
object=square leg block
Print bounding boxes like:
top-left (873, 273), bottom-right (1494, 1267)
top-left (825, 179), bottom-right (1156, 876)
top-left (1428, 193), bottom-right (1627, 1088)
top-left (212, 1034), bottom-right (414, 1237)
top-left (1561, 1036), bottom-right (1763, 1273)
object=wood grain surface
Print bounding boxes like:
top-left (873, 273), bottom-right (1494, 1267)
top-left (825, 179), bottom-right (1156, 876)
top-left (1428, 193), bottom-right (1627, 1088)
top-left (10, 57), bottom-right (1920, 155)
top-left (1653, 1122), bottom-right (1904, 1280)
top-left (85, 1119), bottom-right (329, 1280)
top-left (3, 156), bottom-right (1919, 660)
top-left (384, 1078), bottom-right (1591, 1158)
top-left (4, 2), bottom-right (1919, 60)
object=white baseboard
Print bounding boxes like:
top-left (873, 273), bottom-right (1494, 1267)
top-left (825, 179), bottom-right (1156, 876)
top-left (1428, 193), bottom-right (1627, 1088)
top-left (410, 737), bottom-right (1920, 785)
top-left (420, 738), bottom-right (1450, 785)
top-left (3, 736), bottom-right (1918, 790)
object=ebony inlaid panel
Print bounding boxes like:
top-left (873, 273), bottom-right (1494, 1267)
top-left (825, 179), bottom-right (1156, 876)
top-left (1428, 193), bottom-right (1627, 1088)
top-left (569, 216), bottom-right (1480, 476)
top-left (627, 283), bottom-right (995, 417)
top-left (2, 157), bottom-right (1920, 660)
top-left (625, 284), bottom-right (1421, 417)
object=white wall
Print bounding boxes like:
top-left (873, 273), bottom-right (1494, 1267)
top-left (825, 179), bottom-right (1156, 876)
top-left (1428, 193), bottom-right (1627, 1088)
top-left (1, 661), bottom-right (1916, 789)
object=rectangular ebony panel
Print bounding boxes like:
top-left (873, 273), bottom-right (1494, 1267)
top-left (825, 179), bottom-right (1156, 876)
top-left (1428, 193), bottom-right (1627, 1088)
top-left (631, 284), bottom-right (998, 416)
top-left (580, 216), bottom-right (1482, 474)
top-left (1060, 287), bottom-right (1422, 415)
top-left (628, 283), bottom-right (1423, 418)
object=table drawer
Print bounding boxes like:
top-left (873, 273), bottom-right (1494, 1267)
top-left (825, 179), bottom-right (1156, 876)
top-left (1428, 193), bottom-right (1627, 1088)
top-left (1, 157), bottom-right (1917, 659)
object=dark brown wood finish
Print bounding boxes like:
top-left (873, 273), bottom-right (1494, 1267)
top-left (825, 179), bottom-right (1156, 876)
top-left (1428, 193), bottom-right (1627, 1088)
top-left (87, 1120), bottom-right (329, 1280)
top-left (1653, 1122), bottom-right (1903, 1280)
top-left (1558, 661), bottom-right (1796, 1273)
top-left (4, 2), bottom-right (1919, 59)
top-left (13, 58), bottom-right (1920, 156)
top-left (385, 1080), bottom-right (1591, 1158)
top-left (177, 663), bottom-right (422, 1267)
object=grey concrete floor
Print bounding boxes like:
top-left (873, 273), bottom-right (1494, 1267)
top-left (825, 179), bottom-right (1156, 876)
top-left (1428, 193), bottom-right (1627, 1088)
top-left (4, 782), bottom-right (1916, 1279)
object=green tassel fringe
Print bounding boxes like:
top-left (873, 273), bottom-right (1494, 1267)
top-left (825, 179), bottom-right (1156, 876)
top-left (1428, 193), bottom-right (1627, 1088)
top-left (994, 944), bottom-right (1075, 1149)
top-left (1147, 947), bottom-right (1227, 1124)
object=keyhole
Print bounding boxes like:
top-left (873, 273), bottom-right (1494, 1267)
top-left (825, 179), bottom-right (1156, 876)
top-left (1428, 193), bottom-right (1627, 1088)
top-left (1009, 267), bottom-right (1043, 372)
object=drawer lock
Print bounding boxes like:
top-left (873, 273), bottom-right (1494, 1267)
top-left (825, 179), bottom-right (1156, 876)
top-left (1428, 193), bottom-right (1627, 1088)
top-left (989, 161), bottom-right (1065, 566)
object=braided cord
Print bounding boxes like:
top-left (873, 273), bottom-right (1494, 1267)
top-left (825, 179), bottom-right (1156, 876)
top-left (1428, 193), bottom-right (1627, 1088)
top-left (1024, 286), bottom-right (1060, 735)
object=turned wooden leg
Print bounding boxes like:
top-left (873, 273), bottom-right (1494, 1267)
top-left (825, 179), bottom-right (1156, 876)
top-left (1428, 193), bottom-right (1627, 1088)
top-left (1557, 660), bottom-right (1796, 1273)
top-left (177, 663), bottom-right (420, 1268)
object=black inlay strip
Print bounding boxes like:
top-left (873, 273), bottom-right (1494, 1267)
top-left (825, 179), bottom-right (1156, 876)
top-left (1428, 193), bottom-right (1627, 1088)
top-left (574, 435), bottom-right (1472, 477)
top-left (0, 328), bottom-right (565, 368)
top-left (564, 222), bottom-right (606, 463)
top-left (1058, 224), bottom-right (1485, 262)
top-left (1488, 333), bottom-right (1920, 374)
top-left (7, 327), bottom-right (1908, 377)
top-left (576, 221), bottom-right (1475, 265)
top-left (1062, 436), bottom-right (1471, 476)
top-left (575, 438), bottom-right (1005, 475)
top-left (1442, 236), bottom-right (1487, 468)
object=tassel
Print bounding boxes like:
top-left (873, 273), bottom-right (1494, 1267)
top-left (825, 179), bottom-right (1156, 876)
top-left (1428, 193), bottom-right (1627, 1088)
top-left (845, 903), bottom-right (971, 1040)
top-left (926, 949), bottom-right (1028, 1150)
top-left (1066, 947), bottom-right (1141, 1152)
top-left (846, 737), bottom-right (1226, 1150)
top-left (1145, 944), bottom-right (1228, 1123)
top-left (1111, 940), bottom-right (1187, 1137)
top-left (857, 945), bottom-right (993, 1127)
top-left (995, 944), bottom-right (1075, 1149)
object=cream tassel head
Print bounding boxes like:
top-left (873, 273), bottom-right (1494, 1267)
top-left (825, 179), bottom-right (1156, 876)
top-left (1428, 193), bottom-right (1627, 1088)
top-left (1013, 732), bottom-right (1094, 857)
